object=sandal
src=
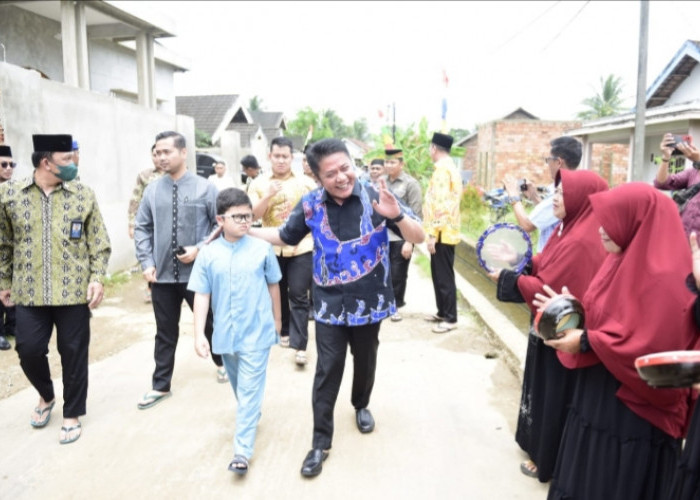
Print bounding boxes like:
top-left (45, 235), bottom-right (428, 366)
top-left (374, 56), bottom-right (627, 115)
top-left (217, 367), bottom-right (228, 383)
top-left (30, 400), bottom-right (56, 428)
top-left (279, 336), bottom-right (290, 348)
top-left (228, 454), bottom-right (249, 475)
top-left (295, 351), bottom-right (307, 367)
top-left (520, 460), bottom-right (538, 478)
top-left (137, 391), bottom-right (172, 410)
top-left (59, 422), bottom-right (82, 445)
top-left (390, 313), bottom-right (403, 322)
top-left (432, 322), bottom-right (458, 334)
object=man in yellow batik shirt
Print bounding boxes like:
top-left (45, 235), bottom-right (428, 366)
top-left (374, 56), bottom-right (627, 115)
top-left (248, 137), bottom-right (318, 367)
top-left (423, 132), bottom-right (461, 334)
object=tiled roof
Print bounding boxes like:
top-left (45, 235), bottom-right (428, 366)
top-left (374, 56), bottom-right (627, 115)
top-left (646, 40), bottom-right (700, 108)
top-left (249, 110), bottom-right (285, 129)
top-left (175, 94), bottom-right (240, 137)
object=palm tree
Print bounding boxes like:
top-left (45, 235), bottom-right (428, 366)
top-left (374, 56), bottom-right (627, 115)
top-left (577, 75), bottom-right (625, 120)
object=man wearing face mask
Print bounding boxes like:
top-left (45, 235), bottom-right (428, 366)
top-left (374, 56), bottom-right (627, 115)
top-left (0, 134), bottom-right (111, 445)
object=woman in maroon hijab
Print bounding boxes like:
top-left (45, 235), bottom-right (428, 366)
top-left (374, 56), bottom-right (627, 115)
top-left (540, 183), bottom-right (697, 499)
top-left (490, 169), bottom-right (608, 481)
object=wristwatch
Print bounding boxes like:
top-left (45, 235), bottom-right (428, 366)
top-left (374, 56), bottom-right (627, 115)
top-left (508, 195), bottom-right (521, 204)
top-left (390, 212), bottom-right (405, 223)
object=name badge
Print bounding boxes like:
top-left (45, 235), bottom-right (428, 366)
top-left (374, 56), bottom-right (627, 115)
top-left (70, 220), bottom-right (83, 240)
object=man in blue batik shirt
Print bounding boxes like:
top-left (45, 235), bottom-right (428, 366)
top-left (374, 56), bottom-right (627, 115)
top-left (249, 138), bottom-right (425, 478)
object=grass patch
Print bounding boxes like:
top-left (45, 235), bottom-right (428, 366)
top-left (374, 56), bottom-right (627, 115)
top-left (414, 254), bottom-right (431, 278)
top-left (103, 271), bottom-right (132, 291)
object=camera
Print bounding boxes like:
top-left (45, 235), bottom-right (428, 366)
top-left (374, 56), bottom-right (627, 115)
top-left (669, 134), bottom-right (692, 156)
top-left (174, 246), bottom-right (186, 255)
top-left (518, 179), bottom-right (529, 192)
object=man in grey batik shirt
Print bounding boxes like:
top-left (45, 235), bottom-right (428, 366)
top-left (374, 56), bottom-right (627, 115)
top-left (134, 130), bottom-right (224, 410)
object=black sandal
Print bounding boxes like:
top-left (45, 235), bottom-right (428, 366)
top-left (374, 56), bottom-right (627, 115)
top-left (228, 454), bottom-right (249, 475)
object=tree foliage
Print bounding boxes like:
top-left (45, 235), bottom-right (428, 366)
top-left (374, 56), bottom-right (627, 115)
top-left (577, 74), bottom-right (626, 120)
top-left (248, 95), bottom-right (264, 111)
top-left (286, 107), bottom-right (369, 143)
top-left (363, 118), bottom-right (465, 189)
top-left (195, 128), bottom-right (213, 148)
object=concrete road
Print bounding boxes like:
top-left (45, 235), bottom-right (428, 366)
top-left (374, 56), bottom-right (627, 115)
top-left (0, 264), bottom-right (548, 499)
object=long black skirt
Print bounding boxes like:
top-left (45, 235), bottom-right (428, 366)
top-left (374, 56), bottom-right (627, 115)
top-left (668, 403), bottom-right (700, 499)
top-left (515, 331), bottom-right (578, 482)
top-left (548, 363), bottom-right (681, 500)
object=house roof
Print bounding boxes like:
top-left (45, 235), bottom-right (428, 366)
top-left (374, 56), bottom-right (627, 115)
top-left (175, 94), bottom-right (253, 144)
top-left (501, 107), bottom-right (539, 120)
top-left (566, 100), bottom-right (700, 140)
top-left (249, 111), bottom-right (286, 130)
top-left (646, 40), bottom-right (700, 108)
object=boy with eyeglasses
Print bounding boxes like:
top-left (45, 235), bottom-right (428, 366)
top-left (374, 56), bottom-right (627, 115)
top-left (188, 187), bottom-right (282, 475)
top-left (0, 145), bottom-right (15, 350)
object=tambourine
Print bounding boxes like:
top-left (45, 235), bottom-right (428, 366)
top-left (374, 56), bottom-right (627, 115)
top-left (476, 222), bottom-right (533, 274)
top-left (534, 294), bottom-right (585, 341)
top-left (635, 351), bottom-right (700, 388)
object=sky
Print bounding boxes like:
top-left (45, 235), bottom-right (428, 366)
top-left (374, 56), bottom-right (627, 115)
top-left (152, 1), bottom-right (700, 135)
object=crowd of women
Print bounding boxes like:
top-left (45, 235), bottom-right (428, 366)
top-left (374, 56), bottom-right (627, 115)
top-left (489, 133), bottom-right (700, 499)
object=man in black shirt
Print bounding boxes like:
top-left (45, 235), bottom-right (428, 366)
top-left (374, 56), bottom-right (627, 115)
top-left (249, 139), bottom-right (425, 477)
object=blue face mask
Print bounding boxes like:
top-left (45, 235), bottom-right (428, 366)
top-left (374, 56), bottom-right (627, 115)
top-left (52, 162), bottom-right (78, 182)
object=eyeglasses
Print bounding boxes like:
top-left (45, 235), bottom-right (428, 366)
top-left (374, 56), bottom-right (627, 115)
top-left (221, 213), bottom-right (253, 223)
top-left (0, 161), bottom-right (16, 169)
top-left (544, 156), bottom-right (559, 164)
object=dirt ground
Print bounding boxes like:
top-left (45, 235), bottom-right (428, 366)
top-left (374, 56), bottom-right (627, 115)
top-left (0, 269), bottom-right (520, 408)
top-left (0, 271), bottom-right (152, 400)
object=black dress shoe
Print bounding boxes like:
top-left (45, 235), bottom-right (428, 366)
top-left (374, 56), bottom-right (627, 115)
top-left (355, 408), bottom-right (375, 433)
top-left (301, 449), bottom-right (328, 478)
top-left (0, 335), bottom-right (10, 351)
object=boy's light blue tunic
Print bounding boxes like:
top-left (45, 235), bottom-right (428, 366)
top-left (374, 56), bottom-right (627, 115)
top-left (188, 234), bottom-right (282, 354)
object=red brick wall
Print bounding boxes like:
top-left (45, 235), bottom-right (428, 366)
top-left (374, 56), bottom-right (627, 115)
top-left (461, 119), bottom-right (630, 188)
top-left (590, 143), bottom-right (629, 186)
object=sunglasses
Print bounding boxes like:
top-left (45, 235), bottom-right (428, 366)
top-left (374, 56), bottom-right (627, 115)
top-left (0, 161), bottom-right (16, 169)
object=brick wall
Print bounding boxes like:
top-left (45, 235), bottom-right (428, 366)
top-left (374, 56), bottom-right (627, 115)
top-left (461, 119), bottom-right (630, 188)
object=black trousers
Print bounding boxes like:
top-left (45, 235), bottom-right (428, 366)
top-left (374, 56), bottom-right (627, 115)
top-left (0, 302), bottom-right (16, 336)
top-left (151, 283), bottom-right (220, 392)
top-left (430, 240), bottom-right (457, 323)
top-left (389, 240), bottom-right (411, 308)
top-left (277, 252), bottom-right (312, 351)
top-left (312, 321), bottom-right (380, 450)
top-left (15, 304), bottom-right (91, 418)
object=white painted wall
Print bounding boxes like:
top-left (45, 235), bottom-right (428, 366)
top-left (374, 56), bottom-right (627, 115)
top-left (0, 62), bottom-right (194, 273)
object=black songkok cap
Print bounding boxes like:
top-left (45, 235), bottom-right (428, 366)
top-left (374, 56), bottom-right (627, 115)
top-left (431, 132), bottom-right (454, 151)
top-left (384, 149), bottom-right (403, 159)
top-left (370, 158), bottom-right (385, 166)
top-left (32, 134), bottom-right (73, 153)
top-left (0, 145), bottom-right (11, 157)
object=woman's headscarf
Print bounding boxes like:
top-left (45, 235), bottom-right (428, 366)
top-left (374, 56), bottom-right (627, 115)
top-left (582, 182), bottom-right (697, 438)
top-left (517, 169), bottom-right (608, 314)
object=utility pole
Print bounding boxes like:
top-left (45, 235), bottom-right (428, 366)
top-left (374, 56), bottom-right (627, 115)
top-left (632, 0), bottom-right (649, 181)
top-left (392, 102), bottom-right (396, 144)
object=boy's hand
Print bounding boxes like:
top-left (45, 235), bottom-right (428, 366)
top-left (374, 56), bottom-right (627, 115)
top-left (275, 318), bottom-right (282, 335)
top-left (194, 333), bottom-right (210, 359)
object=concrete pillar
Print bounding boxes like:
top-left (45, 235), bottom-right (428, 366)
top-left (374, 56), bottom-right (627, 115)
top-left (60, 1), bottom-right (79, 87)
top-left (75, 1), bottom-right (90, 89)
top-left (580, 136), bottom-right (592, 170)
top-left (60, 1), bottom-right (90, 89)
top-left (626, 132), bottom-right (635, 183)
top-left (136, 32), bottom-right (156, 109)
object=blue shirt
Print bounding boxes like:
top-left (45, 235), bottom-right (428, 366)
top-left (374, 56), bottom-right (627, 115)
top-left (528, 195), bottom-right (559, 252)
top-left (278, 181), bottom-right (418, 326)
top-left (187, 234), bottom-right (282, 354)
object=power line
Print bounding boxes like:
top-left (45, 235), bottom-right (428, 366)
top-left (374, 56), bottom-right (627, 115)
top-left (541, 1), bottom-right (591, 53)
top-left (491, 1), bottom-right (562, 55)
